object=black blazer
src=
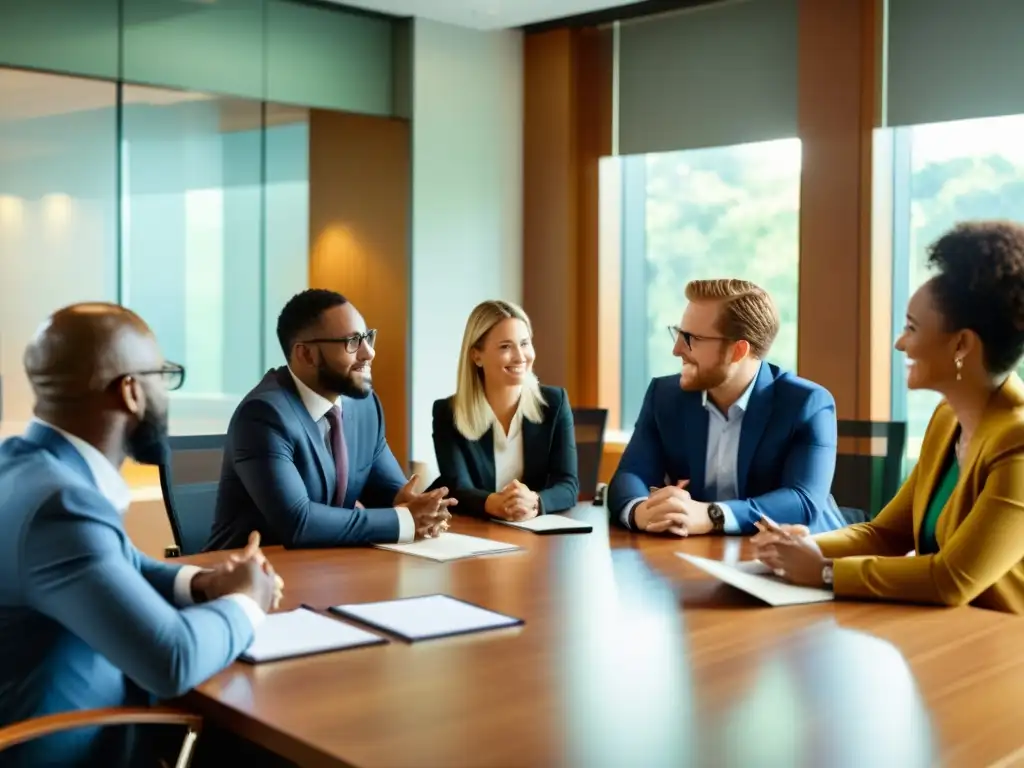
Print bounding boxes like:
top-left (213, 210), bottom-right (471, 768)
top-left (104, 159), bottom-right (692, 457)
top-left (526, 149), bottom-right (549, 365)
top-left (431, 385), bottom-right (579, 516)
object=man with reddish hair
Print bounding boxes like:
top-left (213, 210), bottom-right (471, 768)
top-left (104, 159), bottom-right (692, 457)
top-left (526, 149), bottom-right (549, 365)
top-left (609, 279), bottom-right (844, 536)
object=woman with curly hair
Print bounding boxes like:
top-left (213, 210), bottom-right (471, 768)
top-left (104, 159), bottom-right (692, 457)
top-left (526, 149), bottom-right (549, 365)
top-left (753, 220), bottom-right (1024, 613)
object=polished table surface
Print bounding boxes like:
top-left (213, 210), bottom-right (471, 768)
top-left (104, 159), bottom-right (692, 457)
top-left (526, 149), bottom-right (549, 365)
top-left (179, 506), bottom-right (1024, 767)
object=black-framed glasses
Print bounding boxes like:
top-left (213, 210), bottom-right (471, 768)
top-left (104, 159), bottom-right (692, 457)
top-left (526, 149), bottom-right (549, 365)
top-left (668, 326), bottom-right (732, 350)
top-left (123, 362), bottom-right (186, 391)
top-left (298, 329), bottom-right (377, 354)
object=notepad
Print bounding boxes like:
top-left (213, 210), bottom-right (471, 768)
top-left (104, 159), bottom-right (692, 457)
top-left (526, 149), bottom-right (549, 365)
top-left (676, 553), bottom-right (835, 607)
top-left (240, 607), bottom-right (386, 663)
top-left (330, 594), bottom-right (523, 642)
top-left (374, 532), bottom-right (522, 562)
top-left (493, 514), bottom-right (593, 534)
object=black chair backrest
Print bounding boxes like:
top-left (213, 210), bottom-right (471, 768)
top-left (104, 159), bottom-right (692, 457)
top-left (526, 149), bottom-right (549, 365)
top-left (573, 407), bottom-right (608, 503)
top-left (159, 434), bottom-right (225, 556)
top-left (832, 420), bottom-right (907, 524)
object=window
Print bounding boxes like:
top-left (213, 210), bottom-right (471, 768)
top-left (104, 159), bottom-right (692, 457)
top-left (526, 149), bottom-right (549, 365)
top-left (619, 138), bottom-right (802, 427)
top-left (888, 114), bottom-right (1024, 460)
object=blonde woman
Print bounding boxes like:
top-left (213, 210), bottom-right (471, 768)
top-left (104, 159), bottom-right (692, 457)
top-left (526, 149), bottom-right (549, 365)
top-left (431, 300), bottom-right (579, 519)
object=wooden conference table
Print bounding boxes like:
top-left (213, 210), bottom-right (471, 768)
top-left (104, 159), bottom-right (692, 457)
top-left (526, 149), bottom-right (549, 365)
top-left (179, 506), bottom-right (1024, 767)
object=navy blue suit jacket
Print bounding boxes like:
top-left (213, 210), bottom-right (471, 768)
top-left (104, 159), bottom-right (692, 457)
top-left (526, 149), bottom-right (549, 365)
top-left (0, 424), bottom-right (254, 767)
top-left (207, 367), bottom-right (408, 550)
top-left (609, 364), bottom-right (844, 534)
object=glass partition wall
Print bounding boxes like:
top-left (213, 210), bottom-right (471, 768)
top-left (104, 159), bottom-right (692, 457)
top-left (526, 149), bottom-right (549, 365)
top-left (0, 0), bottom-right (394, 435)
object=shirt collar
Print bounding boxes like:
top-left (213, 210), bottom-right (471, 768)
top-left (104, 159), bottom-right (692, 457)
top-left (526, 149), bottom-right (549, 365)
top-left (702, 361), bottom-right (761, 417)
top-left (288, 368), bottom-right (340, 422)
top-left (491, 403), bottom-right (524, 447)
top-left (33, 418), bottom-right (132, 514)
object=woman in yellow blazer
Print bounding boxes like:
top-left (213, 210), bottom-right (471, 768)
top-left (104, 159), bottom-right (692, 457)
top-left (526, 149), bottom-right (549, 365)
top-left (754, 220), bottom-right (1024, 614)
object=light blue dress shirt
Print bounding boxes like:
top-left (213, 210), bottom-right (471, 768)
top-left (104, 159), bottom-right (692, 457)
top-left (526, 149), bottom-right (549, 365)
top-left (622, 363), bottom-right (761, 534)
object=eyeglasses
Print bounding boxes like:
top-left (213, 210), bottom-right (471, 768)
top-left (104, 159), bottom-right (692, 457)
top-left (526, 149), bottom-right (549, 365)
top-left (667, 326), bottom-right (732, 350)
top-left (122, 362), bottom-right (186, 391)
top-left (298, 329), bottom-right (377, 355)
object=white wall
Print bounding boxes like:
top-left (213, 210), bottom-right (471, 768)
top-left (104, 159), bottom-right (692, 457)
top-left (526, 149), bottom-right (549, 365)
top-left (410, 19), bottom-right (523, 477)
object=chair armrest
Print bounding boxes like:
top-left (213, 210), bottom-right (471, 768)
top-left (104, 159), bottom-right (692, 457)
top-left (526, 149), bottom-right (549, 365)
top-left (0, 706), bottom-right (201, 752)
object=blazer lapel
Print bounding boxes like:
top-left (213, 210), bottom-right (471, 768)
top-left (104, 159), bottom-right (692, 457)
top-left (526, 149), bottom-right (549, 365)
top-left (276, 368), bottom-right (335, 501)
top-left (521, 416), bottom-right (545, 484)
top-left (476, 428), bottom-right (496, 491)
top-left (735, 364), bottom-right (773, 498)
top-left (912, 408), bottom-right (957, 549)
top-left (685, 397), bottom-right (709, 493)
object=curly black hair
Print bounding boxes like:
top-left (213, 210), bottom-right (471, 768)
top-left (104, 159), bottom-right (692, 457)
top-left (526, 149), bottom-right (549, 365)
top-left (927, 220), bottom-right (1024, 375)
top-left (276, 289), bottom-right (348, 361)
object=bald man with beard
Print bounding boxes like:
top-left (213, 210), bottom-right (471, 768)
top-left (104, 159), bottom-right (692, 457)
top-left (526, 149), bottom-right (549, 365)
top-left (0, 303), bottom-right (280, 768)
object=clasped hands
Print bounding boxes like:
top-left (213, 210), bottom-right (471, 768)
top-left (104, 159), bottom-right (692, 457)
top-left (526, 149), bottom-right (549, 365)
top-left (191, 531), bottom-right (284, 613)
top-left (394, 474), bottom-right (457, 540)
top-left (485, 479), bottom-right (539, 522)
top-left (633, 480), bottom-right (713, 536)
top-left (750, 518), bottom-right (830, 588)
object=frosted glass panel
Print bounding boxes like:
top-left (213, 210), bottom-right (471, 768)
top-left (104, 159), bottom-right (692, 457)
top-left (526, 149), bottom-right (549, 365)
top-left (123, 0), bottom-right (265, 98)
top-left (264, 104), bottom-right (310, 369)
top-left (0, 0), bottom-right (119, 78)
top-left (120, 86), bottom-right (263, 435)
top-left (266, 1), bottom-right (393, 114)
top-left (0, 70), bottom-right (118, 434)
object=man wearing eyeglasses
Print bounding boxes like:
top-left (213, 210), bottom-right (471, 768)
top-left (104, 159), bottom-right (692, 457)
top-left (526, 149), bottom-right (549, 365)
top-left (207, 289), bottom-right (455, 550)
top-left (608, 279), bottom-right (844, 537)
top-left (0, 303), bottom-right (280, 767)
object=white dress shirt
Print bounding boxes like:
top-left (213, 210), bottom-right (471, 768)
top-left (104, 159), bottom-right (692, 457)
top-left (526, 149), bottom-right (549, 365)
top-left (35, 419), bottom-right (264, 628)
top-left (621, 364), bottom-right (761, 534)
top-left (287, 370), bottom-right (413, 543)
top-left (492, 406), bottom-right (525, 491)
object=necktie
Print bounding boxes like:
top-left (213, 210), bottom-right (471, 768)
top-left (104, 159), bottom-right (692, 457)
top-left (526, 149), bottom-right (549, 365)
top-left (324, 406), bottom-right (349, 507)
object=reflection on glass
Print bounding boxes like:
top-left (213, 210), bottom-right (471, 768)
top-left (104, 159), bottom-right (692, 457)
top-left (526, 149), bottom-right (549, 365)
top-left (643, 139), bottom-right (802, 379)
top-left (120, 86), bottom-right (263, 434)
top-left (264, 104), bottom-right (309, 369)
top-left (0, 68), bottom-right (117, 434)
top-left (895, 114), bottom-right (1024, 461)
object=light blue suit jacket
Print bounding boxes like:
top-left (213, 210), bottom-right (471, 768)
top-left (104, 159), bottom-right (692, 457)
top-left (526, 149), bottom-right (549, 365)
top-left (0, 423), bottom-right (255, 767)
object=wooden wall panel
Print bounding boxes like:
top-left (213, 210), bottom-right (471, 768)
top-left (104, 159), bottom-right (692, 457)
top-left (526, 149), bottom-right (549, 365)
top-left (797, 0), bottom-right (888, 420)
top-left (308, 110), bottom-right (411, 465)
top-left (523, 28), bottom-right (612, 410)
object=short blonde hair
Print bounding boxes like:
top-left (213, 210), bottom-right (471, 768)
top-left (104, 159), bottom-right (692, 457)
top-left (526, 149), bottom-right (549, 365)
top-left (685, 279), bottom-right (780, 359)
top-left (452, 300), bottom-right (546, 440)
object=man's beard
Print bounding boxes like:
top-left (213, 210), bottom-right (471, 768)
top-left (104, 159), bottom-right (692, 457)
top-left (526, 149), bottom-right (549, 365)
top-left (680, 355), bottom-right (729, 392)
top-left (126, 406), bottom-right (170, 466)
top-left (318, 358), bottom-right (372, 399)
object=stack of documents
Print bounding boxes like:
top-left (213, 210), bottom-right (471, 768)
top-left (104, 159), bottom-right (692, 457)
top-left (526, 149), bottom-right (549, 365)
top-left (240, 607), bottom-right (386, 663)
top-left (374, 532), bottom-right (521, 562)
top-left (676, 553), bottom-right (835, 606)
top-left (330, 594), bottom-right (523, 642)
top-left (493, 514), bottom-right (593, 534)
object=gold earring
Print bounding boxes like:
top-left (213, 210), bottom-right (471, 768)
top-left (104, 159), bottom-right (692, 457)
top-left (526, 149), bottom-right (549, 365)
top-left (955, 357), bottom-right (963, 381)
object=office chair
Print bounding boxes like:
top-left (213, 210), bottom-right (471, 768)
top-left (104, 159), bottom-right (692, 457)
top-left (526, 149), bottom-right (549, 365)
top-left (832, 420), bottom-right (907, 524)
top-left (572, 407), bottom-right (609, 506)
top-left (159, 434), bottom-right (226, 557)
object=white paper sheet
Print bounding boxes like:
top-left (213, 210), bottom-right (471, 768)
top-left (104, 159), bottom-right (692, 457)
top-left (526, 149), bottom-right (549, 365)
top-left (331, 594), bottom-right (522, 641)
top-left (241, 607), bottom-right (385, 663)
top-left (374, 532), bottom-right (522, 562)
top-left (493, 514), bottom-right (593, 533)
top-left (676, 553), bottom-right (835, 606)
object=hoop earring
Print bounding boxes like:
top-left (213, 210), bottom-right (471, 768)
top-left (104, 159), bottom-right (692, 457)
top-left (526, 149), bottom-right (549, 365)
top-left (955, 357), bottom-right (963, 381)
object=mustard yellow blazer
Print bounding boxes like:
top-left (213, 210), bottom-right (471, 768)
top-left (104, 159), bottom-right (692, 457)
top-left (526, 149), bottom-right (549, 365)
top-left (814, 374), bottom-right (1024, 614)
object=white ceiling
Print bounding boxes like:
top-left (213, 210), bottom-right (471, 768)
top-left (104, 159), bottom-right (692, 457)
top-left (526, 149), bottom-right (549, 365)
top-left (330, 0), bottom-right (645, 30)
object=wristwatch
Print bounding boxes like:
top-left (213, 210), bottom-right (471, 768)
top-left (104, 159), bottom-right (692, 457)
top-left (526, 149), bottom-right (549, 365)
top-left (821, 562), bottom-right (834, 588)
top-left (707, 503), bottom-right (725, 533)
